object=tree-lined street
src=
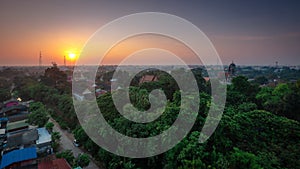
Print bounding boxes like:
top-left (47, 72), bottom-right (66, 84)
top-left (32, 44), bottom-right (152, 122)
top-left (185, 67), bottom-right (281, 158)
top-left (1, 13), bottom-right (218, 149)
top-left (50, 118), bottom-right (101, 169)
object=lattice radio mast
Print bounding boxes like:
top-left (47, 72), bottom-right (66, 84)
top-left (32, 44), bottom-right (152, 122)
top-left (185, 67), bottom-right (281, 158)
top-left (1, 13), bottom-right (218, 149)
top-left (39, 51), bottom-right (42, 67)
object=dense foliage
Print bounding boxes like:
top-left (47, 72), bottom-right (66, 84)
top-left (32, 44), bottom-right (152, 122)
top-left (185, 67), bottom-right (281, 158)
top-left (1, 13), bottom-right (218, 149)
top-left (27, 102), bottom-right (49, 127)
top-left (13, 67), bottom-right (300, 169)
top-left (73, 75), bottom-right (300, 169)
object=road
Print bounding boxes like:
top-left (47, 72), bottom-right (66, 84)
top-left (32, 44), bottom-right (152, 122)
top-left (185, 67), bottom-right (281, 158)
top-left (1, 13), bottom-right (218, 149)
top-left (50, 118), bottom-right (101, 169)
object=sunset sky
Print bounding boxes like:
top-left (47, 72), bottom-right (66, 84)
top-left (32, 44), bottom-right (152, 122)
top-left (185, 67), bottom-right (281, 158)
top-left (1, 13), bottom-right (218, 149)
top-left (0, 0), bottom-right (299, 66)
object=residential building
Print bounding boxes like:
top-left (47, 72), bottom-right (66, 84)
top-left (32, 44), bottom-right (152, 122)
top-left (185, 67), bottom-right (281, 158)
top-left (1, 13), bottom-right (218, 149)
top-left (0, 147), bottom-right (37, 169)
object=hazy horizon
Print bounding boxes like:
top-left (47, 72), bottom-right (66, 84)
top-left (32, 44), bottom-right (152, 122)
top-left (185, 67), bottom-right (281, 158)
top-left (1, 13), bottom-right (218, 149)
top-left (1, 0), bottom-right (299, 66)
top-left (1, 63), bottom-right (299, 67)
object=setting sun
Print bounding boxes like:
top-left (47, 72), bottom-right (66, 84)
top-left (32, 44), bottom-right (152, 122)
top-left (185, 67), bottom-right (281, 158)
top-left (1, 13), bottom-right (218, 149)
top-left (68, 53), bottom-right (76, 60)
top-left (65, 49), bottom-right (79, 61)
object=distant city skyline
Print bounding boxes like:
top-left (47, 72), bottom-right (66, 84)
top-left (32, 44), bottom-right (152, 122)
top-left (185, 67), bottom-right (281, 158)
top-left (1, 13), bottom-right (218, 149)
top-left (0, 0), bottom-right (299, 66)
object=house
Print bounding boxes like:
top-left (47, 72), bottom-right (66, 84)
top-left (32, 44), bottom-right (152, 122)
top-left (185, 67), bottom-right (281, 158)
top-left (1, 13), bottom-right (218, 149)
top-left (38, 158), bottom-right (72, 169)
top-left (82, 88), bottom-right (94, 100)
top-left (0, 147), bottom-right (37, 169)
top-left (5, 129), bottom-right (38, 153)
top-left (95, 89), bottom-right (107, 97)
top-left (0, 99), bottom-right (29, 123)
top-left (3, 99), bottom-right (19, 108)
top-left (0, 99), bottom-right (38, 154)
top-left (203, 77), bottom-right (210, 82)
top-left (0, 129), bottom-right (7, 150)
top-left (82, 88), bottom-right (92, 95)
top-left (0, 104), bottom-right (28, 117)
top-left (139, 75), bottom-right (158, 84)
top-left (6, 119), bottom-right (29, 133)
top-left (6, 111), bottom-right (29, 122)
top-left (36, 128), bottom-right (52, 156)
top-left (0, 117), bottom-right (8, 129)
top-left (0, 103), bottom-right (3, 111)
top-left (0, 99), bottom-right (55, 162)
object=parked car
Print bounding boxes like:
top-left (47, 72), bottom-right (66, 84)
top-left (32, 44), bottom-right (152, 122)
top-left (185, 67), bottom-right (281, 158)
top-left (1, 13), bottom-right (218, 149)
top-left (73, 139), bottom-right (81, 147)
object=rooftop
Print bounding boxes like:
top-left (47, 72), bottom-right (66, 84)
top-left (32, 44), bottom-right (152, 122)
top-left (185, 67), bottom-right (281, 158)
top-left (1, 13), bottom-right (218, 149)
top-left (38, 158), bottom-right (72, 169)
top-left (139, 75), bottom-right (158, 84)
top-left (7, 129), bottom-right (38, 148)
top-left (6, 119), bottom-right (28, 132)
top-left (0, 129), bottom-right (5, 135)
top-left (36, 127), bottom-right (51, 145)
top-left (0, 104), bottom-right (28, 115)
top-left (3, 99), bottom-right (18, 106)
top-left (0, 147), bottom-right (37, 169)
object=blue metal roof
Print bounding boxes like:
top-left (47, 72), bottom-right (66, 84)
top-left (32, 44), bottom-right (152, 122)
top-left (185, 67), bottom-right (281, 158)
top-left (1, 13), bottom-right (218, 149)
top-left (0, 118), bottom-right (8, 122)
top-left (0, 147), bottom-right (37, 169)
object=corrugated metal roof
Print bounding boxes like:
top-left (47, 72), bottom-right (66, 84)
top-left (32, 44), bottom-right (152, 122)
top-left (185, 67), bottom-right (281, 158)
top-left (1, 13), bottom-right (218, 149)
top-left (6, 120), bottom-right (28, 131)
top-left (1, 105), bottom-right (27, 114)
top-left (38, 158), bottom-right (72, 169)
top-left (0, 118), bottom-right (8, 122)
top-left (0, 147), bottom-right (37, 169)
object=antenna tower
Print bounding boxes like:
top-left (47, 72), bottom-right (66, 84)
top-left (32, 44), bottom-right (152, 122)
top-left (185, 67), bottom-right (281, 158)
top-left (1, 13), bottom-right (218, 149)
top-left (39, 51), bottom-right (42, 67)
top-left (64, 55), bottom-right (66, 66)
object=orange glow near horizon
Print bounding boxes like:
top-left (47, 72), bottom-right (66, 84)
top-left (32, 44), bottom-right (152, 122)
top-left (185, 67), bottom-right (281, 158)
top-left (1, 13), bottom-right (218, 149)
top-left (100, 34), bottom-right (202, 65)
